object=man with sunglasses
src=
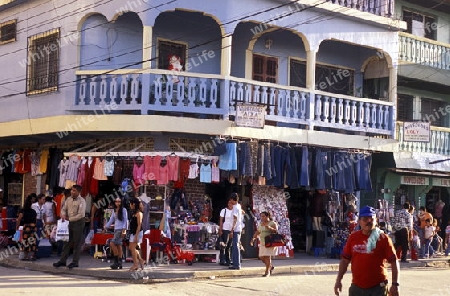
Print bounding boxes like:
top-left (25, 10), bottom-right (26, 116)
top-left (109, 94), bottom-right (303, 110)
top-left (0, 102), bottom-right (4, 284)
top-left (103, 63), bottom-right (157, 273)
top-left (334, 206), bottom-right (400, 296)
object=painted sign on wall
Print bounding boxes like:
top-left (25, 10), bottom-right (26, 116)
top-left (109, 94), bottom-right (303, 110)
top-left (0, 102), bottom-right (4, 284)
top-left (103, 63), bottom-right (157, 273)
top-left (400, 175), bottom-right (429, 185)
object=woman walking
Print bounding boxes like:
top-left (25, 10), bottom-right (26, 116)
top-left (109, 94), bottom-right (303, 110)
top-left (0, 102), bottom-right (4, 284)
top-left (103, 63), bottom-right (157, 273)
top-left (128, 197), bottom-right (144, 271)
top-left (251, 211), bottom-right (278, 277)
top-left (103, 197), bottom-right (128, 270)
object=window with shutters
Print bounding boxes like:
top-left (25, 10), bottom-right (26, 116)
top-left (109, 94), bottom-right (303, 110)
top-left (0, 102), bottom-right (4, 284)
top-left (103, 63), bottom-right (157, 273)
top-left (403, 9), bottom-right (436, 40)
top-left (0, 19), bottom-right (16, 45)
top-left (252, 54), bottom-right (278, 83)
top-left (421, 98), bottom-right (445, 127)
top-left (397, 94), bottom-right (414, 122)
top-left (26, 29), bottom-right (60, 95)
top-left (157, 39), bottom-right (187, 70)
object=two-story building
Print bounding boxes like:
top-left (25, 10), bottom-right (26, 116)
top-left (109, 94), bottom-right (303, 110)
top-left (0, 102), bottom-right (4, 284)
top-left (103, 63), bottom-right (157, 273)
top-left (372, 0), bottom-right (450, 228)
top-left (0, 0), bottom-right (404, 251)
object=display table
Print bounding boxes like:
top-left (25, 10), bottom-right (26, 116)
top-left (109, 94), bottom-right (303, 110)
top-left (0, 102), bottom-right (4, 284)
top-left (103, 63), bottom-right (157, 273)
top-left (187, 249), bottom-right (220, 263)
top-left (92, 233), bottom-right (113, 253)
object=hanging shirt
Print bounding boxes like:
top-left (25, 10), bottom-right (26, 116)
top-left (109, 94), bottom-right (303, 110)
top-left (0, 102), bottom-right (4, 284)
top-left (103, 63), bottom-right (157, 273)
top-left (104, 159), bottom-right (115, 177)
top-left (39, 149), bottom-right (49, 174)
top-left (167, 155), bottom-right (180, 181)
top-left (188, 161), bottom-right (199, 179)
top-left (133, 162), bottom-right (145, 185)
top-left (158, 163), bottom-right (169, 185)
top-left (93, 158), bottom-right (108, 180)
top-left (77, 158), bottom-right (87, 186)
top-left (58, 159), bottom-right (70, 188)
top-left (179, 158), bottom-right (190, 180)
top-left (66, 155), bottom-right (81, 181)
top-left (211, 158), bottom-right (220, 183)
top-left (30, 151), bottom-right (40, 176)
top-left (144, 155), bottom-right (161, 181)
top-left (200, 163), bottom-right (212, 183)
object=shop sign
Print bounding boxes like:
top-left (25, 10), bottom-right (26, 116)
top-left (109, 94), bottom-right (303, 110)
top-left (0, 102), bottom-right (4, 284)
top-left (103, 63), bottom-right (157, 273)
top-left (432, 178), bottom-right (450, 187)
top-left (235, 103), bottom-right (265, 129)
top-left (400, 176), bottom-right (429, 185)
top-left (403, 121), bottom-right (430, 142)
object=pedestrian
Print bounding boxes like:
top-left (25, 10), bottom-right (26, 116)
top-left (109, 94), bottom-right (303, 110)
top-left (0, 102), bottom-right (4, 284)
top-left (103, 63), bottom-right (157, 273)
top-left (16, 195), bottom-right (38, 261)
top-left (128, 197), bottom-right (144, 271)
top-left (334, 205), bottom-right (399, 296)
top-left (444, 219), bottom-right (450, 256)
top-left (53, 185), bottom-right (86, 269)
top-left (424, 218), bottom-right (435, 258)
top-left (229, 192), bottom-right (243, 270)
top-left (251, 211), bottom-right (278, 277)
top-left (392, 202), bottom-right (412, 263)
top-left (43, 195), bottom-right (56, 238)
top-left (418, 206), bottom-right (433, 258)
top-left (32, 193), bottom-right (45, 238)
top-left (218, 198), bottom-right (233, 266)
top-left (103, 197), bottom-right (128, 270)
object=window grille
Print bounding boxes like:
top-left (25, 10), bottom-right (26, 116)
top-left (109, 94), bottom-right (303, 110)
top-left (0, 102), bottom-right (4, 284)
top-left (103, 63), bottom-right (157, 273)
top-left (26, 29), bottom-right (60, 95)
top-left (0, 20), bottom-right (16, 44)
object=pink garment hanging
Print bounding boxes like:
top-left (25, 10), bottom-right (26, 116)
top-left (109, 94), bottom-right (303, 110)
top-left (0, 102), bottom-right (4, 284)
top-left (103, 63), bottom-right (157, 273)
top-left (93, 158), bottom-right (107, 180)
top-left (167, 155), bottom-right (180, 181)
top-left (144, 155), bottom-right (161, 180)
top-left (211, 159), bottom-right (220, 183)
top-left (158, 163), bottom-right (169, 185)
top-left (77, 158), bottom-right (87, 186)
top-left (133, 162), bottom-right (145, 185)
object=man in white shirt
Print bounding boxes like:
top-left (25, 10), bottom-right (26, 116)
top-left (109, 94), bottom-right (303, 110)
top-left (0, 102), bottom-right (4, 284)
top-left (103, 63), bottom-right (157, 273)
top-left (229, 193), bottom-right (243, 270)
top-left (32, 193), bottom-right (46, 238)
top-left (219, 198), bottom-right (234, 266)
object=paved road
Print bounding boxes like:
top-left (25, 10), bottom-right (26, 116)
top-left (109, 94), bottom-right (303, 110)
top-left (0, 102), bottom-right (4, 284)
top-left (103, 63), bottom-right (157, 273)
top-left (1, 265), bottom-right (449, 296)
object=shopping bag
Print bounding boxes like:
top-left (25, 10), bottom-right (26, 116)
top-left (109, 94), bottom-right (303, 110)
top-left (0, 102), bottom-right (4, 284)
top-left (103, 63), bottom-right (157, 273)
top-left (13, 230), bottom-right (21, 242)
top-left (55, 220), bottom-right (69, 242)
top-left (85, 230), bottom-right (94, 245)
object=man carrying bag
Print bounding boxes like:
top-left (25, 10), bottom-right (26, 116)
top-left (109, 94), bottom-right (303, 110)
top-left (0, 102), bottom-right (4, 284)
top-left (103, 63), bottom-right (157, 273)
top-left (53, 185), bottom-right (86, 269)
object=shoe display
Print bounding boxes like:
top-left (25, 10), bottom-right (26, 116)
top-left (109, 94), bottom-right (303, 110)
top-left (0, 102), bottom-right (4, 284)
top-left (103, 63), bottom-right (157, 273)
top-left (67, 262), bottom-right (78, 269)
top-left (53, 262), bottom-right (66, 268)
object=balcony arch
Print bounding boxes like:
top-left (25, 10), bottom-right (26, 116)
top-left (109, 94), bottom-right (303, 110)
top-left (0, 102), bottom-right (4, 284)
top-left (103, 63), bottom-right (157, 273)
top-left (79, 12), bottom-right (143, 70)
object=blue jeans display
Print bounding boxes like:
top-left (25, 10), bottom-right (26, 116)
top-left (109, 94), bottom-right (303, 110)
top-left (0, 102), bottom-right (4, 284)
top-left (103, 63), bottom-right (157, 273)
top-left (232, 232), bottom-right (241, 269)
top-left (300, 146), bottom-right (310, 187)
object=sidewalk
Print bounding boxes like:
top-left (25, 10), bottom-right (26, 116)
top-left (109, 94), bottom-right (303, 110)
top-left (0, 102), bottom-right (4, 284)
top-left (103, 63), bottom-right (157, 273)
top-left (1, 250), bottom-right (449, 283)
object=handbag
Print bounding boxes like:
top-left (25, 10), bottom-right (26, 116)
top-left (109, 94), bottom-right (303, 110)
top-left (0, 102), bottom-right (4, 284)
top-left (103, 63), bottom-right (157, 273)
top-left (264, 233), bottom-right (286, 247)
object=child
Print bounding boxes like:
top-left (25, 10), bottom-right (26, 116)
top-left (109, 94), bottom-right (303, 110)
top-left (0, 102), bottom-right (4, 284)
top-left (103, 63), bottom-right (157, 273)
top-left (432, 219), bottom-right (443, 254)
top-left (424, 219), bottom-right (435, 258)
top-left (445, 219), bottom-right (450, 256)
top-left (410, 229), bottom-right (420, 260)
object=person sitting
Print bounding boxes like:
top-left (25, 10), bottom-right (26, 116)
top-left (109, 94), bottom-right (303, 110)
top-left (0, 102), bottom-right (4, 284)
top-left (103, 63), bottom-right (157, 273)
top-left (432, 219), bottom-right (443, 255)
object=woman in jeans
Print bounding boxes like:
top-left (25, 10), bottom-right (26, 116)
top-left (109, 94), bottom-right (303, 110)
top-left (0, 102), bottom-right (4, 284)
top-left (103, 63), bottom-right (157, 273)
top-left (218, 198), bottom-right (234, 266)
top-left (128, 197), bottom-right (144, 271)
top-left (103, 197), bottom-right (128, 269)
top-left (251, 211), bottom-right (278, 277)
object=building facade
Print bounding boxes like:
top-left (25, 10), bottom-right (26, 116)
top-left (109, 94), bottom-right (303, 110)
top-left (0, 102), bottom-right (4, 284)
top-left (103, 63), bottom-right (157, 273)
top-left (0, 0), bottom-right (406, 250)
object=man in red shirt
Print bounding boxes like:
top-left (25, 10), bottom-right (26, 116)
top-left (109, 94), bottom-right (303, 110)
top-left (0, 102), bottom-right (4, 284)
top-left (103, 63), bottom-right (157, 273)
top-left (334, 206), bottom-right (399, 296)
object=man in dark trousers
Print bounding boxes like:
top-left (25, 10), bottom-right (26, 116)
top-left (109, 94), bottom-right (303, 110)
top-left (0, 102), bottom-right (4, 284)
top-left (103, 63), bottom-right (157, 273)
top-left (392, 202), bottom-right (412, 263)
top-left (53, 185), bottom-right (86, 269)
top-left (334, 206), bottom-right (399, 296)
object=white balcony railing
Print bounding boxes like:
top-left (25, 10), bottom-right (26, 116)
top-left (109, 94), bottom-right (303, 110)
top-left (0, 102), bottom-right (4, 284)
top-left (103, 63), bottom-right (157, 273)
top-left (399, 32), bottom-right (450, 70)
top-left (397, 122), bottom-right (450, 156)
top-left (325, 0), bottom-right (394, 17)
top-left (74, 69), bottom-right (395, 137)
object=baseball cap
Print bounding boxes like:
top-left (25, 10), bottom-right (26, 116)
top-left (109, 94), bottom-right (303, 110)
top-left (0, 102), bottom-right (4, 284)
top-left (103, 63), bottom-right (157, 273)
top-left (359, 206), bottom-right (376, 217)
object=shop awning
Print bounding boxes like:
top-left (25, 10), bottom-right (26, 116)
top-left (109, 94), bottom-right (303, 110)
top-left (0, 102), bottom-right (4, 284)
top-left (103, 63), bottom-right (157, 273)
top-left (393, 151), bottom-right (450, 173)
top-left (389, 168), bottom-right (450, 178)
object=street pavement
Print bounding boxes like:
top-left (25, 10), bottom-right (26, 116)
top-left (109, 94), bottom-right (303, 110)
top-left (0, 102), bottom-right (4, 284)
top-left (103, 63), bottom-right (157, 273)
top-left (1, 248), bottom-right (449, 283)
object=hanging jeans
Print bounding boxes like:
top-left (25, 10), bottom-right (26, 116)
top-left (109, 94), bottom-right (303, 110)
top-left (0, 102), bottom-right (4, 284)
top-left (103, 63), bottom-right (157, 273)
top-left (273, 146), bottom-right (285, 188)
top-left (289, 147), bottom-right (300, 189)
top-left (299, 146), bottom-right (310, 187)
top-left (170, 190), bottom-right (188, 210)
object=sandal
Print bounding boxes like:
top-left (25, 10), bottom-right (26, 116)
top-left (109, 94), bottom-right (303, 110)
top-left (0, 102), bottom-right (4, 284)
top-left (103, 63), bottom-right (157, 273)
top-left (128, 266), bottom-right (139, 271)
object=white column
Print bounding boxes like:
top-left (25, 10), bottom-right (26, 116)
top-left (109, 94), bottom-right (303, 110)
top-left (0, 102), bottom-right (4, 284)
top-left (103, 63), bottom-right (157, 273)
top-left (142, 26), bottom-right (153, 70)
top-left (388, 66), bottom-right (397, 105)
top-left (221, 35), bottom-right (232, 76)
top-left (306, 49), bottom-right (317, 90)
